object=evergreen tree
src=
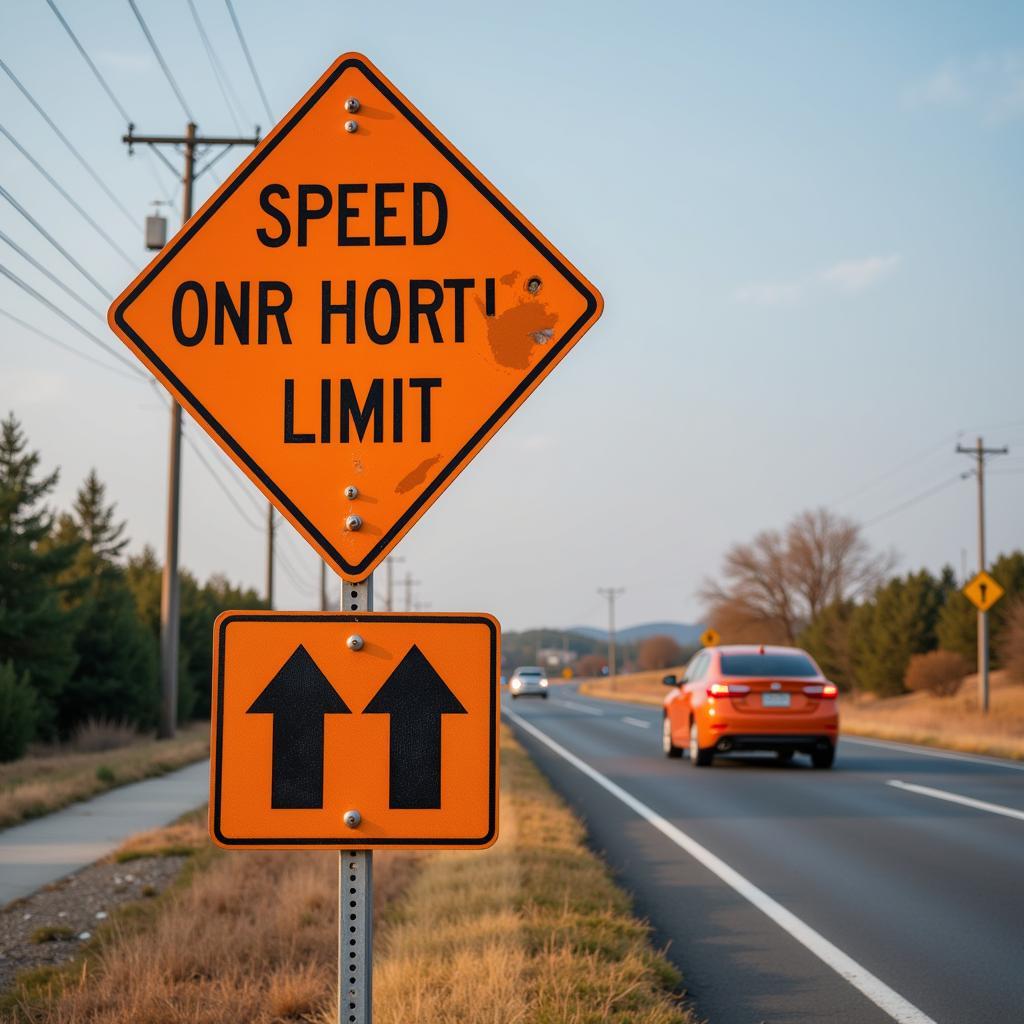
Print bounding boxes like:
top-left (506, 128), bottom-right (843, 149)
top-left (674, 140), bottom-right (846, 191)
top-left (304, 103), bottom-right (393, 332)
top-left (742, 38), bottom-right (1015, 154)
top-left (0, 660), bottom-right (39, 762)
top-left (125, 552), bottom-right (265, 721)
top-left (850, 570), bottom-right (947, 695)
top-left (185, 574), bottom-right (265, 720)
top-left (936, 552), bottom-right (1024, 665)
top-left (799, 600), bottom-right (856, 690)
top-left (0, 414), bottom-right (77, 734)
top-left (53, 471), bottom-right (158, 734)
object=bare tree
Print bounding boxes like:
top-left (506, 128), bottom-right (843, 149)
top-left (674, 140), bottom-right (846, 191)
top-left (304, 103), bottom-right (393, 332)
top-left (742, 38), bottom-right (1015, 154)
top-left (637, 635), bottom-right (684, 671)
top-left (700, 507), bottom-right (893, 644)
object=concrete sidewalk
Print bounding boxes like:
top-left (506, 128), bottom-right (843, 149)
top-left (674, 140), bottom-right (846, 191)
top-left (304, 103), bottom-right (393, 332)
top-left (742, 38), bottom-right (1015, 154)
top-left (0, 760), bottom-right (209, 906)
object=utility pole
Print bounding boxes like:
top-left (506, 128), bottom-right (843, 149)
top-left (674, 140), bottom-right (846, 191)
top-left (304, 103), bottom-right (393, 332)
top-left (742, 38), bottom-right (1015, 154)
top-left (956, 437), bottom-right (1008, 714)
top-left (402, 571), bottom-right (421, 612)
top-left (320, 561), bottom-right (329, 612)
top-left (265, 504), bottom-right (275, 609)
top-left (123, 123), bottom-right (259, 738)
top-left (383, 555), bottom-right (405, 611)
top-left (597, 587), bottom-right (625, 679)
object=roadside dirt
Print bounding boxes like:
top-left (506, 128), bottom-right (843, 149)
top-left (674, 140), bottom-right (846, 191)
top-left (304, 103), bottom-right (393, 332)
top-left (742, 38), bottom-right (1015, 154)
top-left (0, 853), bottom-right (187, 992)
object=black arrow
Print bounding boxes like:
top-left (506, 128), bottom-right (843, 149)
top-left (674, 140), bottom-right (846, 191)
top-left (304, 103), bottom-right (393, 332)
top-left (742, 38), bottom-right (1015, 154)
top-left (363, 645), bottom-right (467, 809)
top-left (246, 644), bottom-right (350, 809)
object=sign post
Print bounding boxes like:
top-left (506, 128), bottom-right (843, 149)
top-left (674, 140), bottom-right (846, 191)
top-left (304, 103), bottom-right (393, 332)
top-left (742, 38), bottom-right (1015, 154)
top-left (342, 575), bottom-right (372, 1024)
top-left (700, 627), bottom-right (721, 648)
top-left (110, 52), bottom-right (601, 1023)
top-left (963, 570), bottom-right (1005, 714)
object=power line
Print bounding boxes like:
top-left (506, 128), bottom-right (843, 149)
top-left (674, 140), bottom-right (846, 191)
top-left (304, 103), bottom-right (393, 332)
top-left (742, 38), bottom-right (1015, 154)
top-left (0, 122), bottom-right (135, 266)
top-left (0, 260), bottom-right (147, 379)
top-left (828, 433), bottom-right (960, 508)
top-left (0, 307), bottom-right (141, 381)
top-left (224, 0), bottom-right (273, 123)
top-left (125, 0), bottom-right (195, 122)
top-left (0, 184), bottom-right (113, 300)
top-left (861, 474), bottom-right (966, 528)
top-left (0, 226), bottom-right (104, 321)
top-left (44, 0), bottom-right (131, 123)
top-left (185, 0), bottom-right (246, 131)
top-left (0, 55), bottom-right (136, 226)
top-left (180, 424), bottom-right (263, 531)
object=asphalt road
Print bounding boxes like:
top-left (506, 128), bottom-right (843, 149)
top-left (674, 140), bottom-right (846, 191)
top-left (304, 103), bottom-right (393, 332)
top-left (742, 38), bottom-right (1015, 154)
top-left (503, 684), bottom-right (1024, 1024)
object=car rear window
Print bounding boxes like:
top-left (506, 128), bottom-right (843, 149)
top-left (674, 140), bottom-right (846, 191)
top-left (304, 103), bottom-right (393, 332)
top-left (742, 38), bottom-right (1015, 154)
top-left (719, 653), bottom-right (818, 678)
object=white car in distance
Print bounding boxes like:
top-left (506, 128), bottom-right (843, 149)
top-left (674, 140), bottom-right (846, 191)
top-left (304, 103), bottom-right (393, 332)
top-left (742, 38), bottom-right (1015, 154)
top-left (509, 666), bottom-right (549, 699)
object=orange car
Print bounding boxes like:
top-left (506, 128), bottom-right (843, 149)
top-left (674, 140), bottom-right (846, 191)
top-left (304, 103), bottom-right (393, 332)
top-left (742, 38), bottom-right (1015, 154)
top-left (662, 644), bottom-right (838, 768)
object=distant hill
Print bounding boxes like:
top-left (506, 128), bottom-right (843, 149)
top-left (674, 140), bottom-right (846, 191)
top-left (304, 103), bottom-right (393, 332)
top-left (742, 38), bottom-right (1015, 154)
top-left (568, 622), bottom-right (705, 647)
top-left (500, 622), bottom-right (705, 670)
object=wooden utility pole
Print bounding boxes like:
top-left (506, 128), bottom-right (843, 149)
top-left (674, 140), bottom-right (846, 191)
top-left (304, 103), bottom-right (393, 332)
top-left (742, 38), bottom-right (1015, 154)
top-left (597, 587), bottom-right (625, 679)
top-left (123, 123), bottom-right (259, 737)
top-left (956, 437), bottom-right (1008, 713)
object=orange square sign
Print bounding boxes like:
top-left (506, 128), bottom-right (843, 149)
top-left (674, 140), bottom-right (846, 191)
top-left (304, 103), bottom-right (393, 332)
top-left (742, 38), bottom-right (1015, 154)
top-left (210, 612), bottom-right (499, 849)
top-left (108, 53), bottom-right (602, 580)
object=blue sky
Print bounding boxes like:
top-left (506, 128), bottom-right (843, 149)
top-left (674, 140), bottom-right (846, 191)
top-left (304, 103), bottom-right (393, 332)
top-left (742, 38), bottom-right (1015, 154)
top-left (2, 0), bottom-right (1022, 630)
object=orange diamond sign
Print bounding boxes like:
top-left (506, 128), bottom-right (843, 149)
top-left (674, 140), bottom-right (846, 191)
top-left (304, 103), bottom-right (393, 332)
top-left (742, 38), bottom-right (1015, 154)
top-left (108, 53), bottom-right (602, 580)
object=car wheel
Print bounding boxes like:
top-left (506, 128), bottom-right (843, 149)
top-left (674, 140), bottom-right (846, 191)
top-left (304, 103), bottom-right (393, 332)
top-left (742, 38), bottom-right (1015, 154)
top-left (776, 749), bottom-right (794, 764)
top-left (811, 743), bottom-right (835, 769)
top-left (542, 693), bottom-right (549, 699)
top-left (689, 721), bottom-right (713, 767)
top-left (662, 716), bottom-right (683, 758)
top-left (511, 694), bottom-right (518, 700)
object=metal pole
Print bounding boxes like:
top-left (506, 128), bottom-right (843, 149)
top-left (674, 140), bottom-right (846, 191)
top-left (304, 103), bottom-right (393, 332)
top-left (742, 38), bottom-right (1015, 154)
top-left (156, 122), bottom-right (195, 739)
top-left (977, 437), bottom-right (988, 715)
top-left (340, 574), bottom-right (373, 1024)
top-left (266, 503), bottom-right (275, 609)
top-left (320, 561), bottom-right (328, 611)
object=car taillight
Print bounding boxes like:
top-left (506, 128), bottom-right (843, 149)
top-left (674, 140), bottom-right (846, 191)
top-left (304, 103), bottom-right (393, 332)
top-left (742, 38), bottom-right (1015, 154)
top-left (803, 683), bottom-right (838, 699)
top-left (708, 683), bottom-right (751, 697)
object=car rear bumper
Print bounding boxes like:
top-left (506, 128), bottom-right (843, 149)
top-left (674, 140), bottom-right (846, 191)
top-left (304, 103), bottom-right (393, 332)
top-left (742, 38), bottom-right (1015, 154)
top-left (713, 733), bottom-right (835, 754)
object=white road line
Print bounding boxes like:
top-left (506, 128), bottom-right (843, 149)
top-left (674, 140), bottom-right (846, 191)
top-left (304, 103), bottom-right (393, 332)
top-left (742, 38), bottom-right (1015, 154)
top-left (507, 709), bottom-right (937, 1024)
top-left (887, 780), bottom-right (1024, 821)
top-left (842, 735), bottom-right (1024, 772)
top-left (553, 700), bottom-right (604, 716)
top-left (622, 716), bottom-right (651, 729)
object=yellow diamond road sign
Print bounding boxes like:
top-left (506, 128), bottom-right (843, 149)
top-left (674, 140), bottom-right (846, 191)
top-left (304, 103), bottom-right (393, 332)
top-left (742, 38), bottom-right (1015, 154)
top-left (963, 571), bottom-right (1005, 612)
top-left (700, 628), bottom-right (721, 648)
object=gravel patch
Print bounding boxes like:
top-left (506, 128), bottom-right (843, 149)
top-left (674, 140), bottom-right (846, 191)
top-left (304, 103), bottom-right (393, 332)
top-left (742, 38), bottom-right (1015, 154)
top-left (0, 854), bottom-right (189, 992)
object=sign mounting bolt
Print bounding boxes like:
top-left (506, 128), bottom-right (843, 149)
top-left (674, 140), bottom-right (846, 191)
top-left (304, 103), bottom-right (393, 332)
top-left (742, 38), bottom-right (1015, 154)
top-left (344, 97), bottom-right (360, 113)
top-left (344, 485), bottom-right (359, 500)
top-left (347, 634), bottom-right (364, 652)
top-left (343, 809), bottom-right (362, 829)
top-left (346, 514), bottom-right (363, 532)
top-left (344, 119), bottom-right (358, 133)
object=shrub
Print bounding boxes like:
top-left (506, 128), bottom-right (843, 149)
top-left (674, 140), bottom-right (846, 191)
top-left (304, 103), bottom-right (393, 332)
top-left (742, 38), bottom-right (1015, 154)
top-left (0, 660), bottom-right (39, 761)
top-left (71, 716), bottom-right (139, 752)
top-left (904, 650), bottom-right (970, 697)
top-left (998, 599), bottom-right (1024, 685)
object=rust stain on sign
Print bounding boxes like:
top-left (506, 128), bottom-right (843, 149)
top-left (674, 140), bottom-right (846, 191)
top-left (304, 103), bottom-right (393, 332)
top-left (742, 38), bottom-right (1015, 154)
top-left (396, 454), bottom-right (442, 494)
top-left (483, 301), bottom-right (560, 370)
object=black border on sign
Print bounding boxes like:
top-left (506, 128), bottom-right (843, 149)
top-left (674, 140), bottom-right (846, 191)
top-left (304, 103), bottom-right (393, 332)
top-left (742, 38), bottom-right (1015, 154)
top-left (211, 612), bottom-right (498, 847)
top-left (113, 56), bottom-right (600, 579)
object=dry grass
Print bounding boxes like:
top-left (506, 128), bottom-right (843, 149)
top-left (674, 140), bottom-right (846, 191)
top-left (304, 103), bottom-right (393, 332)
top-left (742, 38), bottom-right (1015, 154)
top-left (581, 670), bottom-right (1024, 760)
top-left (340, 729), bottom-right (690, 1024)
top-left (3, 811), bottom-right (417, 1023)
top-left (842, 670), bottom-right (1024, 760)
top-left (0, 722), bottom-right (210, 830)
top-left (579, 669), bottom-right (680, 708)
top-left (5, 729), bottom-right (692, 1024)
